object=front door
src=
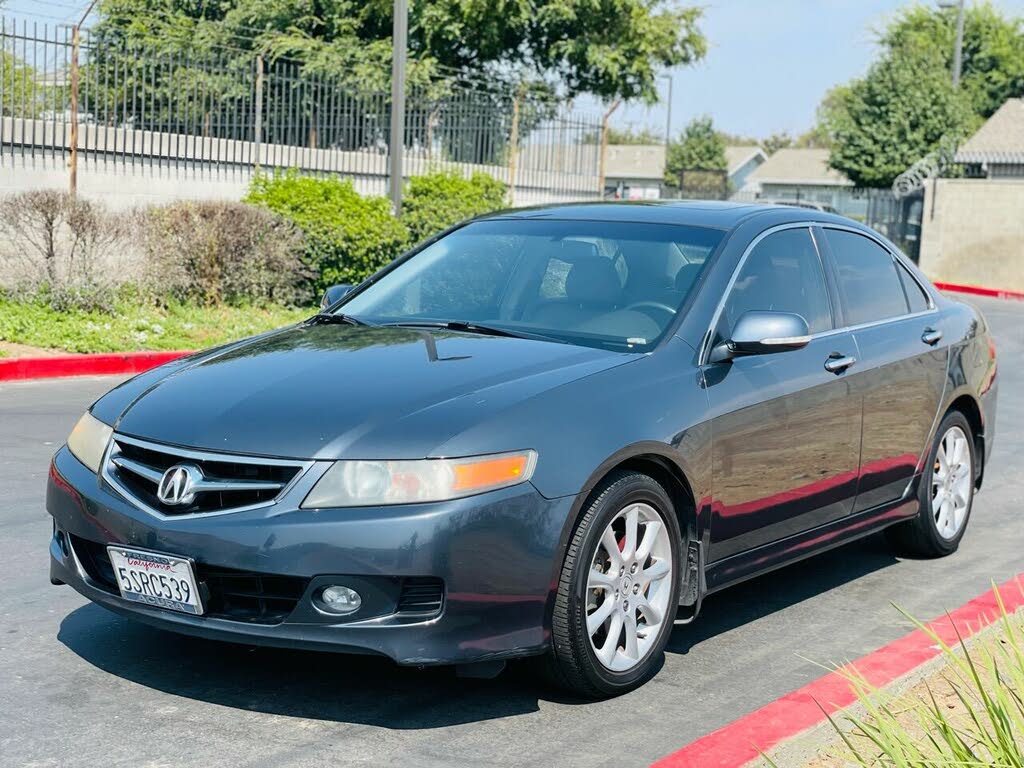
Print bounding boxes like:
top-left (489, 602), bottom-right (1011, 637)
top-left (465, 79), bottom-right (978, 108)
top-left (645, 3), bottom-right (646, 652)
top-left (705, 226), bottom-right (863, 562)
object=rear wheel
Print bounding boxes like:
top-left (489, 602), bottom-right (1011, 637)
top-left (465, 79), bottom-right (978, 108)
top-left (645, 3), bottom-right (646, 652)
top-left (887, 411), bottom-right (975, 557)
top-left (547, 471), bottom-right (680, 698)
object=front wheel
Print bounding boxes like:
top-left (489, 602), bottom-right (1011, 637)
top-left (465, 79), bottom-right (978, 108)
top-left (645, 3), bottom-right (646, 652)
top-left (547, 471), bottom-right (681, 698)
top-left (887, 411), bottom-right (975, 557)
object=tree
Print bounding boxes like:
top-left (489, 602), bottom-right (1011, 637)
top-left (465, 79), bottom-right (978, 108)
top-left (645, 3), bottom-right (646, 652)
top-left (583, 124), bottom-right (664, 145)
top-left (91, 0), bottom-right (708, 103)
top-left (878, 2), bottom-right (1024, 119)
top-left (825, 47), bottom-right (977, 187)
top-left (822, 2), bottom-right (1023, 187)
top-left (762, 132), bottom-right (793, 155)
top-left (664, 115), bottom-right (727, 188)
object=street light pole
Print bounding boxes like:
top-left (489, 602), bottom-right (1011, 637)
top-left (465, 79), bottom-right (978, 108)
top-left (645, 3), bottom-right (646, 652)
top-left (952, 0), bottom-right (965, 88)
top-left (389, 0), bottom-right (408, 215)
top-left (938, 0), bottom-right (966, 88)
top-left (661, 74), bottom-right (673, 158)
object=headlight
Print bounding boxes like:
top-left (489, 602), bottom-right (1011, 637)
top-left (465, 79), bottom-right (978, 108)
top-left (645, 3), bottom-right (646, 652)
top-left (67, 411), bottom-right (113, 474)
top-left (301, 450), bottom-right (538, 508)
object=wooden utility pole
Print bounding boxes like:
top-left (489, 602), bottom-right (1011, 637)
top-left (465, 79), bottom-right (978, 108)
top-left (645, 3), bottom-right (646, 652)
top-left (68, 0), bottom-right (101, 197)
top-left (598, 99), bottom-right (622, 197)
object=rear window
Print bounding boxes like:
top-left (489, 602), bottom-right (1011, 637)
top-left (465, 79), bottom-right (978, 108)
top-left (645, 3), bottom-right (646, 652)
top-left (824, 229), bottom-right (908, 326)
top-left (896, 260), bottom-right (931, 313)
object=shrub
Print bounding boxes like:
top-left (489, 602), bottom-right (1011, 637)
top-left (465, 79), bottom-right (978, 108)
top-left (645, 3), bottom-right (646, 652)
top-left (0, 190), bottom-right (130, 311)
top-left (245, 172), bottom-right (408, 290)
top-left (138, 201), bottom-right (311, 307)
top-left (402, 171), bottom-right (507, 244)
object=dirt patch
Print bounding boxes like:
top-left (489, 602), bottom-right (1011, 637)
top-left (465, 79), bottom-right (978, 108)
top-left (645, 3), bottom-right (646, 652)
top-left (0, 340), bottom-right (64, 358)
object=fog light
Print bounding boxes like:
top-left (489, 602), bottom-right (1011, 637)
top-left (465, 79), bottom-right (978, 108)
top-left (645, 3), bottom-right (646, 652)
top-left (318, 585), bottom-right (362, 615)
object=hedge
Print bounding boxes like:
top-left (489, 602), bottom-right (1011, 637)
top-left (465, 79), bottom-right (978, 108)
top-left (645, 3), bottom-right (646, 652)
top-left (245, 170), bottom-right (508, 289)
top-left (245, 172), bottom-right (409, 291)
top-left (402, 171), bottom-right (508, 244)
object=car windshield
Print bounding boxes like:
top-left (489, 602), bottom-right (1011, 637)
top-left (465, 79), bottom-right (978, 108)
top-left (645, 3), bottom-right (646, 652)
top-left (337, 218), bottom-right (725, 352)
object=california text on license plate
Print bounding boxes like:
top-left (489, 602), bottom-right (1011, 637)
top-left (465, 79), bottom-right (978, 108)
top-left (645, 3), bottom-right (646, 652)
top-left (107, 546), bottom-right (204, 615)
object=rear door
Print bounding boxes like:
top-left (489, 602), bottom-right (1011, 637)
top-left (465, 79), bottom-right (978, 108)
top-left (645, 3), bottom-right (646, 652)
top-left (818, 226), bottom-right (948, 512)
top-left (705, 226), bottom-right (862, 561)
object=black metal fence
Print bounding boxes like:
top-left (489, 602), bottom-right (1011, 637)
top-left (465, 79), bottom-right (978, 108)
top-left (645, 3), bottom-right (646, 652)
top-left (0, 18), bottom-right (602, 200)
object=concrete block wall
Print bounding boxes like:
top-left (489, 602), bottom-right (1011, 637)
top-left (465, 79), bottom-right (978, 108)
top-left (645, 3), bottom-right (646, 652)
top-left (919, 178), bottom-right (1024, 291)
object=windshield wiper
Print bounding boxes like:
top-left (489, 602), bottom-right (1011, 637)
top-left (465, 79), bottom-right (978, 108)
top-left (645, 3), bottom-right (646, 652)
top-left (380, 320), bottom-right (563, 344)
top-left (305, 312), bottom-right (371, 327)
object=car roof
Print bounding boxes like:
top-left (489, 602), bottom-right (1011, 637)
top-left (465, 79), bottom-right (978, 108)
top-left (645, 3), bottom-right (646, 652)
top-left (480, 199), bottom-right (850, 231)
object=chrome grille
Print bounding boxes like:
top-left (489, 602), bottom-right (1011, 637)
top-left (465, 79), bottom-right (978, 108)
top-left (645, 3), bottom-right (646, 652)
top-left (103, 434), bottom-right (309, 517)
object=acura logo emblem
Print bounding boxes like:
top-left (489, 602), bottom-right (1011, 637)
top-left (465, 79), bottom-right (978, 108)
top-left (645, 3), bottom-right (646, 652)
top-left (157, 464), bottom-right (203, 506)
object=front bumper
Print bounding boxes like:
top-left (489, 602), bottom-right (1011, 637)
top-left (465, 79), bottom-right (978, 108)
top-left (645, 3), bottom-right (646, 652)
top-left (47, 446), bottom-right (575, 665)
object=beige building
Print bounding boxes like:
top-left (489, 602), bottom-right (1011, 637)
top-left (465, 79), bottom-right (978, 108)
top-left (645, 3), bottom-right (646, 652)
top-left (745, 148), bottom-right (856, 210)
top-left (955, 98), bottom-right (1024, 178)
top-left (603, 144), bottom-right (767, 200)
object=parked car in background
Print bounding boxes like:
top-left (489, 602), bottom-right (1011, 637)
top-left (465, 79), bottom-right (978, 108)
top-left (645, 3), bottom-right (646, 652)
top-left (48, 201), bottom-right (997, 697)
top-left (763, 198), bottom-right (840, 214)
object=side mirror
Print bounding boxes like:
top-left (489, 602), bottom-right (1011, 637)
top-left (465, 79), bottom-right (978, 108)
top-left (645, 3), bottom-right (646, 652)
top-left (320, 284), bottom-right (353, 310)
top-left (709, 311), bottom-right (811, 362)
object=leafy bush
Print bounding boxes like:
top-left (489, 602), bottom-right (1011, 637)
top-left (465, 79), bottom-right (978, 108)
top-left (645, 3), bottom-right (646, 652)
top-left (139, 201), bottom-right (311, 307)
top-left (0, 190), bottom-right (130, 311)
top-left (402, 171), bottom-right (507, 244)
top-left (245, 172), bottom-right (408, 290)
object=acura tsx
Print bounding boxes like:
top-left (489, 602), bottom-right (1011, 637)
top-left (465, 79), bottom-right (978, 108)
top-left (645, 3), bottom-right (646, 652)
top-left (47, 201), bottom-right (997, 697)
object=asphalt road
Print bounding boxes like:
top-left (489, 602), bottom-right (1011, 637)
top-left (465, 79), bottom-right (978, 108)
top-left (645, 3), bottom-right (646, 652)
top-left (1, 294), bottom-right (1021, 768)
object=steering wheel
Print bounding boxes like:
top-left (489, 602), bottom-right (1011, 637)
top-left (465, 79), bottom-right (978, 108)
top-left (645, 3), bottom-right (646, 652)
top-left (623, 301), bottom-right (678, 325)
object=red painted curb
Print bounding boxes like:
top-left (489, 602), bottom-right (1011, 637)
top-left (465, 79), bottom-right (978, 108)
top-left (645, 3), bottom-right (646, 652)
top-left (0, 350), bottom-right (191, 382)
top-left (651, 574), bottom-right (1024, 768)
top-left (935, 281), bottom-right (1024, 301)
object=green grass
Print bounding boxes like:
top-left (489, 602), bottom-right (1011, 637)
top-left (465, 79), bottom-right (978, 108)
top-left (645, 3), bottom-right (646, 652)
top-left (765, 587), bottom-right (1024, 767)
top-left (0, 299), bottom-right (312, 354)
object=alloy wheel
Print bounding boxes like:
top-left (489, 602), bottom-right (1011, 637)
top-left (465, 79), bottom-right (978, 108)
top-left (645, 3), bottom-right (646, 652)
top-left (932, 425), bottom-right (972, 540)
top-left (585, 503), bottom-right (674, 672)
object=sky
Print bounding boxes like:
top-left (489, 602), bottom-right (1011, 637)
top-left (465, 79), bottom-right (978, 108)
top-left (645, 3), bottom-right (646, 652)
top-left (588, 0), bottom-right (1024, 141)
top-left (7, 0), bottom-right (1024, 141)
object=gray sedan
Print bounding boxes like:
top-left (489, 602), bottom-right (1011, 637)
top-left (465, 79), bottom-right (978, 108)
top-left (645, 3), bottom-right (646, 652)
top-left (48, 201), bottom-right (997, 698)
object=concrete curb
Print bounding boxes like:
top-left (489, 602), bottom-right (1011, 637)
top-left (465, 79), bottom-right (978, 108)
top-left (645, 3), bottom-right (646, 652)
top-left (650, 574), bottom-right (1024, 768)
top-left (0, 350), bottom-right (190, 382)
top-left (935, 281), bottom-right (1024, 301)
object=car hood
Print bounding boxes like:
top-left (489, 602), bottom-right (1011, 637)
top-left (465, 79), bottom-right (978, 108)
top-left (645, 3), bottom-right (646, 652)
top-left (102, 324), bottom-right (634, 459)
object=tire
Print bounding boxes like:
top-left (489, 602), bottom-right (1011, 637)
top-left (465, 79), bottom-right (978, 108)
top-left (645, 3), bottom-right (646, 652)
top-left (887, 410), bottom-right (976, 557)
top-left (546, 471), bottom-right (681, 698)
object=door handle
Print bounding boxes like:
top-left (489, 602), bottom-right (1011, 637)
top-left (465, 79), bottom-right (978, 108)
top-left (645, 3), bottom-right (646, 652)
top-left (824, 354), bottom-right (857, 374)
top-left (922, 327), bottom-right (943, 346)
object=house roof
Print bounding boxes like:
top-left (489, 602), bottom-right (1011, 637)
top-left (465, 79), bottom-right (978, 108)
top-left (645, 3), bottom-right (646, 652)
top-left (956, 99), bottom-right (1024, 164)
top-left (725, 145), bottom-right (767, 174)
top-left (603, 144), bottom-right (666, 181)
top-left (603, 144), bottom-right (769, 182)
top-left (747, 148), bottom-right (853, 187)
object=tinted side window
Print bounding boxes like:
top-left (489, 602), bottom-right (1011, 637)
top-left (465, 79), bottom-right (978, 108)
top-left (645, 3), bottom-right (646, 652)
top-left (722, 227), bottom-right (833, 335)
top-left (896, 260), bottom-right (930, 313)
top-left (825, 229), bottom-right (909, 325)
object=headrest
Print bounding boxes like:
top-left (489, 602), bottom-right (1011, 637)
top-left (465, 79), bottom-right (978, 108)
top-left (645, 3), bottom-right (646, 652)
top-left (566, 259), bottom-right (622, 305)
top-left (675, 263), bottom-right (704, 293)
top-left (557, 239), bottom-right (600, 264)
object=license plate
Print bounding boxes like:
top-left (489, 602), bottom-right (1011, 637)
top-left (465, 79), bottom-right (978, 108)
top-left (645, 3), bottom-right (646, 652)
top-left (107, 546), bottom-right (204, 615)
